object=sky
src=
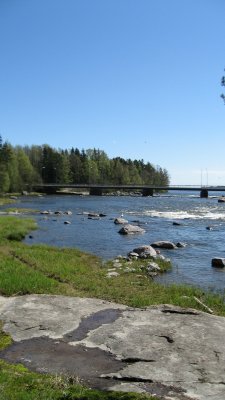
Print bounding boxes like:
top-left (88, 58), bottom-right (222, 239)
top-left (0, 0), bottom-right (225, 185)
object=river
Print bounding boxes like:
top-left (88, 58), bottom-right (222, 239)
top-left (3, 191), bottom-right (225, 293)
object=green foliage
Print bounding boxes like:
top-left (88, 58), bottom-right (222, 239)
top-left (0, 323), bottom-right (12, 350)
top-left (221, 69), bottom-right (225, 103)
top-left (0, 170), bottom-right (10, 193)
top-left (0, 137), bottom-right (170, 192)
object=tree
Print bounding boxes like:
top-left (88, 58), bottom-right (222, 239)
top-left (16, 148), bottom-right (35, 189)
top-left (0, 169), bottom-right (10, 193)
top-left (221, 69), bottom-right (225, 103)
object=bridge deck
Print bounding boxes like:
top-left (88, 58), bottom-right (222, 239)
top-left (32, 184), bottom-right (225, 192)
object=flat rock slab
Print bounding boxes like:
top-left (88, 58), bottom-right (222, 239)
top-left (0, 295), bottom-right (225, 400)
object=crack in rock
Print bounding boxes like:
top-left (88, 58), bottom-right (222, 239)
top-left (102, 375), bottom-right (154, 383)
top-left (121, 357), bottom-right (156, 363)
top-left (158, 335), bottom-right (174, 343)
top-left (23, 326), bottom-right (42, 331)
top-left (161, 309), bottom-right (199, 315)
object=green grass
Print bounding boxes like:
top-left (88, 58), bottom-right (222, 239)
top-left (4, 208), bottom-right (39, 214)
top-left (0, 216), bottom-right (37, 243)
top-left (0, 359), bottom-right (154, 400)
top-left (0, 197), bottom-right (16, 206)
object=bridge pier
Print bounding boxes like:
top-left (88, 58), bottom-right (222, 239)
top-left (142, 188), bottom-right (154, 196)
top-left (89, 188), bottom-right (103, 196)
top-left (200, 189), bottom-right (208, 198)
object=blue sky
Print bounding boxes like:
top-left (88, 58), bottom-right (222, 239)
top-left (0, 0), bottom-right (225, 184)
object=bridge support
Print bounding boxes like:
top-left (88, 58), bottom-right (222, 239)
top-left (200, 189), bottom-right (208, 198)
top-left (89, 187), bottom-right (103, 196)
top-left (142, 188), bottom-right (154, 196)
top-left (37, 186), bottom-right (58, 194)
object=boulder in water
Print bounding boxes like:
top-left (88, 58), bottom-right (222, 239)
top-left (118, 224), bottom-right (145, 235)
top-left (151, 241), bottom-right (177, 249)
top-left (212, 258), bottom-right (225, 268)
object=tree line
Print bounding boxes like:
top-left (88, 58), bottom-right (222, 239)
top-left (0, 137), bottom-right (169, 193)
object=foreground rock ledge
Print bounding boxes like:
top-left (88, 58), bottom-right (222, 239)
top-left (0, 295), bottom-right (225, 400)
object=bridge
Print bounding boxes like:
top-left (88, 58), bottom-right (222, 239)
top-left (31, 184), bottom-right (225, 198)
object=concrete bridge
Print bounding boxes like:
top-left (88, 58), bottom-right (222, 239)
top-left (31, 184), bottom-right (225, 198)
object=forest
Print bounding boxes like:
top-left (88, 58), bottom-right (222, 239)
top-left (0, 136), bottom-right (169, 193)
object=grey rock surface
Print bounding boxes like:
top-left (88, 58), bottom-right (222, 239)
top-left (132, 245), bottom-right (157, 257)
top-left (118, 224), bottom-right (145, 234)
top-left (114, 217), bottom-right (129, 224)
top-left (0, 295), bottom-right (225, 400)
top-left (151, 241), bottom-right (178, 249)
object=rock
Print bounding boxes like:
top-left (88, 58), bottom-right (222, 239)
top-left (64, 211), bottom-right (72, 215)
top-left (148, 272), bottom-right (158, 277)
top-left (55, 211), bottom-right (63, 215)
top-left (29, 235), bottom-right (33, 239)
top-left (139, 251), bottom-right (156, 259)
top-left (21, 191), bottom-right (28, 196)
top-left (88, 213), bottom-right (100, 217)
top-left (40, 210), bottom-right (50, 215)
top-left (127, 252), bottom-right (139, 258)
top-left (118, 225), bottom-right (145, 235)
top-left (1, 295), bottom-right (225, 400)
top-left (176, 242), bottom-right (186, 248)
top-left (212, 258), bottom-right (225, 268)
top-left (206, 226), bottom-right (213, 230)
top-left (156, 254), bottom-right (166, 260)
top-left (124, 267), bottom-right (136, 272)
top-left (114, 218), bottom-right (128, 224)
top-left (146, 262), bottom-right (161, 272)
top-left (151, 241), bottom-right (177, 249)
top-left (10, 196), bottom-right (18, 200)
top-left (218, 197), bottom-right (225, 203)
top-left (132, 245), bottom-right (157, 258)
top-left (112, 262), bottom-right (122, 268)
top-left (106, 271), bottom-right (120, 278)
top-left (131, 220), bottom-right (147, 225)
top-left (99, 213), bottom-right (107, 217)
top-left (64, 221), bottom-right (71, 225)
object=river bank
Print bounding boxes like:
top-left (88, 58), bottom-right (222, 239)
top-left (0, 214), bottom-right (225, 399)
top-left (2, 192), bottom-right (225, 293)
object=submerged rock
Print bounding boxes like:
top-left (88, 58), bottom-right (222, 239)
top-left (176, 242), bottom-right (186, 248)
top-left (151, 241), bottom-right (177, 249)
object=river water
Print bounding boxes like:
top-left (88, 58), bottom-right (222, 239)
top-left (4, 191), bottom-right (225, 293)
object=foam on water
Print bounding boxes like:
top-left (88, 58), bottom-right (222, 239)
top-left (127, 207), bottom-right (225, 220)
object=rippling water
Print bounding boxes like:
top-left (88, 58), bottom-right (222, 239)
top-left (3, 191), bottom-right (225, 293)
